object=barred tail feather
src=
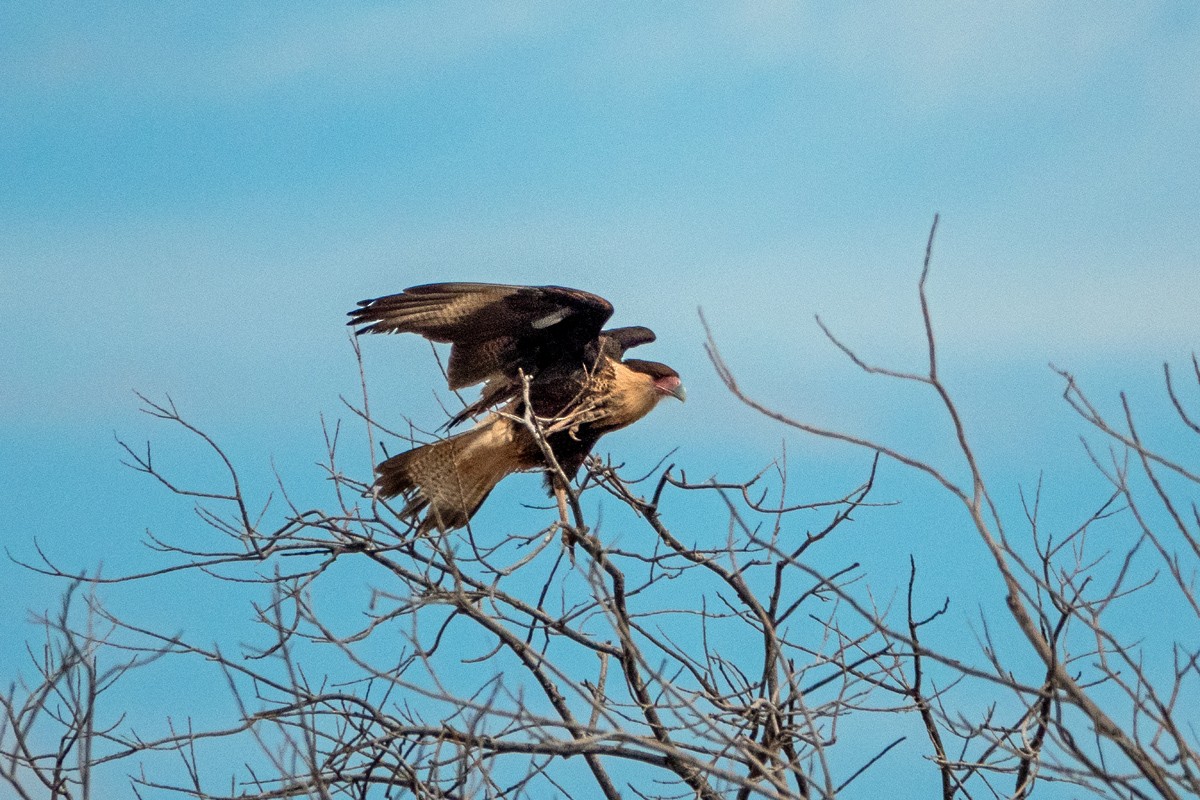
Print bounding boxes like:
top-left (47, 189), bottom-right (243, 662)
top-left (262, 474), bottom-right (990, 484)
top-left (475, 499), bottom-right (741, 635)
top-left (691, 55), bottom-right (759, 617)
top-left (374, 419), bottom-right (522, 532)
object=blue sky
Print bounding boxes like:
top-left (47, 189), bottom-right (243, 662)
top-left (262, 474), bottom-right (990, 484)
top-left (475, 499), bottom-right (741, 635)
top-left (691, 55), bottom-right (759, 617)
top-left (3, 3), bottom-right (1200, 796)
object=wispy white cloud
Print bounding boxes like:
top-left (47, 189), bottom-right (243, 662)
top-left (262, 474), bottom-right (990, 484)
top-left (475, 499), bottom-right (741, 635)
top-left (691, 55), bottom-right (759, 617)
top-left (3, 2), bottom-right (563, 101)
top-left (9, 3), bottom-right (1192, 113)
top-left (211, 3), bottom-right (561, 97)
top-left (794, 1), bottom-right (1141, 108)
top-left (561, 2), bottom-right (1188, 114)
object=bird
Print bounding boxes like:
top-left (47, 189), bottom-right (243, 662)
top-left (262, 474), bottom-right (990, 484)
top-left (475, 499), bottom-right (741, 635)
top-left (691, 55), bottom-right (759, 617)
top-left (348, 282), bottom-right (685, 532)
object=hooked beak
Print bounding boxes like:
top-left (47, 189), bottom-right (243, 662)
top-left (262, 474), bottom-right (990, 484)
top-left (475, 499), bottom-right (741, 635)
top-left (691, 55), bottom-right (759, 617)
top-left (656, 376), bottom-right (686, 402)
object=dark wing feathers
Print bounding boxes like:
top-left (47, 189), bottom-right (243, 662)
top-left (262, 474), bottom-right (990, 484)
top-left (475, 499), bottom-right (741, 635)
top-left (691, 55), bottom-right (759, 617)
top-left (350, 283), bottom-right (616, 390)
top-left (350, 283), bottom-right (613, 342)
top-left (350, 283), bottom-right (522, 341)
top-left (445, 336), bottom-right (517, 390)
top-left (350, 282), bottom-right (659, 427)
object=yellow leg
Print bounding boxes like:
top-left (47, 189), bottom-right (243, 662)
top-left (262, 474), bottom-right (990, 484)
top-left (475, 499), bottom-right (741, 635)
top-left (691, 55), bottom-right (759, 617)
top-left (554, 483), bottom-right (578, 560)
top-left (554, 484), bottom-right (571, 527)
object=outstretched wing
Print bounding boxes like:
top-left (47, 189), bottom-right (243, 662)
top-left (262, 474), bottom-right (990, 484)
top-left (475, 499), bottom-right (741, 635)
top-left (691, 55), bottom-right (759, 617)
top-left (348, 283), bottom-right (616, 390)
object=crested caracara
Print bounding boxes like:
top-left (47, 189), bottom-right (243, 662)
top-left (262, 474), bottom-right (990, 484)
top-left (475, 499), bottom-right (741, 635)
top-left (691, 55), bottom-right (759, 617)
top-left (349, 282), bottom-right (684, 531)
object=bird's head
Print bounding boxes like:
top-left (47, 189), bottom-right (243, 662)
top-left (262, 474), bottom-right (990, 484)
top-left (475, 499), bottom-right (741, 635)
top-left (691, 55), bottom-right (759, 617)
top-left (625, 359), bottom-right (686, 403)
